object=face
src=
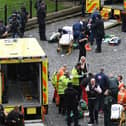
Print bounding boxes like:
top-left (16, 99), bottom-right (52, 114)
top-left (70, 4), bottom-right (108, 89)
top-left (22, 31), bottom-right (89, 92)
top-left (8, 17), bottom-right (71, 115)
top-left (81, 57), bottom-right (85, 63)
top-left (91, 78), bottom-right (95, 85)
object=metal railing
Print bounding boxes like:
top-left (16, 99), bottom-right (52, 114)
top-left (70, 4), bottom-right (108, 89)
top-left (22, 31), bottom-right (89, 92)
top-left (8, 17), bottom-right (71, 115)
top-left (0, 0), bottom-right (80, 25)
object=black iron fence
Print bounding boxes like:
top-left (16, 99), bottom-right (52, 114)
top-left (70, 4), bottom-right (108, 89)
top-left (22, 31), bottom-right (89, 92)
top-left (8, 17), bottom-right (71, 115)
top-left (0, 0), bottom-right (80, 25)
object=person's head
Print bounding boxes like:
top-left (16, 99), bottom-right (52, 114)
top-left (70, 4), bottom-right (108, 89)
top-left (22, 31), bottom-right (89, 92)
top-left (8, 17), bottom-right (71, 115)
top-left (100, 68), bottom-right (104, 73)
top-left (75, 62), bottom-right (81, 70)
top-left (88, 72), bottom-right (94, 78)
top-left (90, 78), bottom-right (96, 86)
top-left (67, 82), bottom-right (72, 88)
top-left (80, 56), bottom-right (86, 63)
top-left (21, 5), bottom-right (26, 11)
top-left (62, 64), bottom-right (67, 72)
top-left (14, 105), bottom-right (20, 112)
top-left (64, 70), bottom-right (69, 78)
top-left (118, 75), bottom-right (123, 82)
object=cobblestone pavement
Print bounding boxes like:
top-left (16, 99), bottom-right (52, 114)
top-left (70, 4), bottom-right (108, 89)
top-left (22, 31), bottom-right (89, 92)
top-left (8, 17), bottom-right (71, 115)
top-left (25, 17), bottom-right (125, 126)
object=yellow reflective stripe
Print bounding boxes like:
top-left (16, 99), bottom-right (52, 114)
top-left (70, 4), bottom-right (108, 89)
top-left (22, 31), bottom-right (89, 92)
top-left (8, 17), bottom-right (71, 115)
top-left (0, 58), bottom-right (43, 64)
top-left (86, 0), bottom-right (100, 13)
top-left (42, 59), bottom-right (48, 105)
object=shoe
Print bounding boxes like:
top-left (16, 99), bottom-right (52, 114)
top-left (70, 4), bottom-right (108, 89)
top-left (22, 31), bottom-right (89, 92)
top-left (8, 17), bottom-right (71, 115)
top-left (88, 121), bottom-right (94, 125)
top-left (96, 120), bottom-right (98, 125)
top-left (95, 50), bottom-right (101, 53)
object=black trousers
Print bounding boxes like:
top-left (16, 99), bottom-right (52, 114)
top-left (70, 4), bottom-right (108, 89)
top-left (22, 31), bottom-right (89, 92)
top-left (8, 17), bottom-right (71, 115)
top-left (96, 37), bottom-right (102, 52)
top-left (78, 45), bottom-right (86, 61)
top-left (59, 94), bottom-right (65, 114)
top-left (39, 22), bottom-right (46, 40)
top-left (66, 105), bottom-right (78, 126)
top-left (88, 98), bottom-right (99, 123)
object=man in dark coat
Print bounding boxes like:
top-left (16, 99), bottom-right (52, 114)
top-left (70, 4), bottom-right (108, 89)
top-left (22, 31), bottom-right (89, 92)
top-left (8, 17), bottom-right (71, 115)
top-left (64, 83), bottom-right (80, 126)
top-left (93, 15), bottom-right (105, 53)
top-left (37, 1), bottom-right (47, 41)
top-left (95, 68), bottom-right (109, 112)
top-left (78, 28), bottom-right (88, 61)
top-left (0, 20), bottom-right (8, 38)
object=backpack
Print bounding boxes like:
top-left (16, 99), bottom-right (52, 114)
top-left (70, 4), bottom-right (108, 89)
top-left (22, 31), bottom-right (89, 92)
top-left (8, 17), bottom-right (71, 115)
top-left (109, 77), bottom-right (118, 98)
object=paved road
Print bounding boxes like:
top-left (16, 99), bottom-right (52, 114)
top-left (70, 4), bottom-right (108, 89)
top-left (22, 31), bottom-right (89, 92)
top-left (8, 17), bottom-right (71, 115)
top-left (25, 17), bottom-right (125, 126)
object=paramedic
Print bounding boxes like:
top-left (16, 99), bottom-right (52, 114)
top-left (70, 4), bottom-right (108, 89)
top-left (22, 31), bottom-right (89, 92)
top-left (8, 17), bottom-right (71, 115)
top-left (78, 28), bottom-right (88, 61)
top-left (71, 62), bottom-right (82, 101)
top-left (52, 65), bottom-right (67, 103)
top-left (64, 82), bottom-right (80, 126)
top-left (58, 71), bottom-right (71, 115)
top-left (86, 78), bottom-right (102, 125)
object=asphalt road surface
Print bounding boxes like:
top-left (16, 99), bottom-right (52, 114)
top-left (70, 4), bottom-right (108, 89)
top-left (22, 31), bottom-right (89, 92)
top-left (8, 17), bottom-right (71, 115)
top-left (25, 17), bottom-right (125, 126)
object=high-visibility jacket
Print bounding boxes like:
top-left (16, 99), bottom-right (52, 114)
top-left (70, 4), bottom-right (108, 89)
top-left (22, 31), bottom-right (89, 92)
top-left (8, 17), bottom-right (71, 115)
top-left (71, 67), bottom-right (80, 86)
top-left (51, 71), bottom-right (57, 88)
top-left (58, 75), bottom-right (71, 95)
top-left (56, 67), bottom-right (65, 90)
top-left (118, 89), bottom-right (126, 106)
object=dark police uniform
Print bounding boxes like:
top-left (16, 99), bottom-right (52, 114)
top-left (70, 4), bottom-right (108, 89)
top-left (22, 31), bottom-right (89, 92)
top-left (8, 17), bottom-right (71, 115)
top-left (8, 13), bottom-right (20, 38)
top-left (20, 6), bottom-right (28, 37)
top-left (78, 29), bottom-right (87, 61)
top-left (0, 21), bottom-right (7, 38)
top-left (64, 83), bottom-right (80, 126)
top-left (37, 1), bottom-right (47, 41)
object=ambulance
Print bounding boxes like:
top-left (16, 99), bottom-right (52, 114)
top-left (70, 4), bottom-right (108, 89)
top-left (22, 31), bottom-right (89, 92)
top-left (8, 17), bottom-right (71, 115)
top-left (0, 38), bottom-right (48, 125)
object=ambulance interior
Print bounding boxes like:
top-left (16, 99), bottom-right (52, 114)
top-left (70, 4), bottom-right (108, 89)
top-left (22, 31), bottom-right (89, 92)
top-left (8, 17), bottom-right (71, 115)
top-left (1, 62), bottom-right (42, 106)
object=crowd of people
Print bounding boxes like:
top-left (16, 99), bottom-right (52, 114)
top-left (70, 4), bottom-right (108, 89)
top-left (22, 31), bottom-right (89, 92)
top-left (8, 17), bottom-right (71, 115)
top-left (51, 54), bottom-right (126, 126)
top-left (0, 6), bottom-right (29, 39)
top-left (49, 8), bottom-right (105, 57)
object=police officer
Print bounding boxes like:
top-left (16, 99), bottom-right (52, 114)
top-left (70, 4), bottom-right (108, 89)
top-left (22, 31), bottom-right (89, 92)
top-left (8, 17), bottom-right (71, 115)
top-left (92, 14), bottom-right (104, 53)
top-left (20, 6), bottom-right (29, 37)
top-left (71, 62), bottom-right (82, 101)
top-left (37, 1), bottom-right (47, 41)
top-left (0, 20), bottom-right (8, 38)
top-left (78, 28), bottom-right (88, 61)
top-left (64, 82), bottom-right (80, 126)
top-left (8, 12), bottom-right (21, 38)
top-left (86, 78), bottom-right (102, 125)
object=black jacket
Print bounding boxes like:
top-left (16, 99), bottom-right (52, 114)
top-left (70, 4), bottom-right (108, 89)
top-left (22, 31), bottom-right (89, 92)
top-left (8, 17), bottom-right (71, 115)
top-left (64, 87), bottom-right (79, 107)
top-left (92, 18), bottom-right (105, 39)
